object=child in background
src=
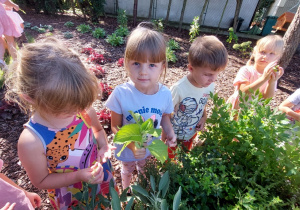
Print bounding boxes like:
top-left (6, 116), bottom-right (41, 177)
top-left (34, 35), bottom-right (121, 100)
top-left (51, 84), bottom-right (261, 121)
top-left (167, 36), bottom-right (228, 156)
top-left (0, 159), bottom-right (41, 210)
top-left (279, 89), bottom-right (300, 123)
top-left (105, 22), bottom-right (176, 193)
top-left (0, 0), bottom-right (22, 66)
top-left (227, 35), bottom-right (284, 109)
top-left (5, 38), bottom-right (115, 209)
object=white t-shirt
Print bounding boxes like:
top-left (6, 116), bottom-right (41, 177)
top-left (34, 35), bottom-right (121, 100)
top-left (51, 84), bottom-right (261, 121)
top-left (105, 81), bottom-right (173, 162)
top-left (170, 75), bottom-right (214, 140)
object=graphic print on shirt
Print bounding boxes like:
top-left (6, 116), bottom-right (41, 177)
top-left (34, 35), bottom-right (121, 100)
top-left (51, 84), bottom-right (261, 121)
top-left (46, 126), bottom-right (79, 172)
top-left (172, 96), bottom-right (207, 138)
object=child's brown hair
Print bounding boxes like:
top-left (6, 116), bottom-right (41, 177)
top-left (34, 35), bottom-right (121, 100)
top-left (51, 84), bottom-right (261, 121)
top-left (5, 38), bottom-right (98, 115)
top-left (124, 22), bottom-right (167, 81)
top-left (188, 35), bottom-right (228, 71)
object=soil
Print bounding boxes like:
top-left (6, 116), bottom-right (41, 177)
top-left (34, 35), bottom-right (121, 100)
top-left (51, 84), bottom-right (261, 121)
top-left (0, 9), bottom-right (299, 209)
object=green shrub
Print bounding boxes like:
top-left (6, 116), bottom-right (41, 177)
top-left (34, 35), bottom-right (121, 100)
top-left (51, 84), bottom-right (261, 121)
top-left (114, 26), bottom-right (129, 37)
top-left (233, 41), bottom-right (252, 57)
top-left (152, 18), bottom-right (164, 32)
top-left (105, 33), bottom-right (124, 46)
top-left (226, 27), bottom-right (238, 43)
top-left (37, 28), bottom-right (46, 33)
top-left (24, 22), bottom-right (31, 28)
top-left (63, 31), bottom-right (73, 39)
top-left (76, 24), bottom-right (92, 34)
top-left (189, 16), bottom-right (200, 42)
top-left (166, 47), bottom-right (177, 63)
top-left (64, 21), bottom-right (74, 27)
top-left (92, 27), bottom-right (106, 38)
top-left (167, 39), bottom-right (180, 50)
top-left (117, 9), bottom-right (128, 27)
top-left (144, 91), bottom-right (300, 209)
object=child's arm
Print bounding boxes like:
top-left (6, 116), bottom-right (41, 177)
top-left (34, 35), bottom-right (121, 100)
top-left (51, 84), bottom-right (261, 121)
top-left (264, 64), bottom-right (284, 99)
top-left (161, 114), bottom-right (177, 147)
top-left (2, 0), bottom-right (19, 11)
top-left (18, 129), bottom-right (103, 190)
top-left (279, 100), bottom-right (300, 121)
top-left (0, 173), bottom-right (41, 208)
top-left (88, 107), bottom-right (116, 163)
top-left (196, 105), bottom-right (207, 131)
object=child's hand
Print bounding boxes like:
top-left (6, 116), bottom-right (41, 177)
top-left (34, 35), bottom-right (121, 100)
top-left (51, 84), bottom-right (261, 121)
top-left (1, 202), bottom-right (16, 210)
top-left (165, 132), bottom-right (177, 147)
top-left (24, 191), bottom-right (41, 209)
top-left (196, 115), bottom-right (207, 131)
top-left (97, 144), bottom-right (117, 163)
top-left (78, 162), bottom-right (104, 184)
top-left (262, 61), bottom-right (278, 81)
top-left (133, 147), bottom-right (146, 159)
top-left (270, 65), bottom-right (284, 82)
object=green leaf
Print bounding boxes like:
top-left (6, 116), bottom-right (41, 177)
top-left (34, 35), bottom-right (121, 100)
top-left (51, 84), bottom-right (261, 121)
top-left (161, 199), bottom-right (168, 210)
top-left (110, 187), bottom-right (121, 210)
top-left (147, 140), bottom-right (168, 163)
top-left (125, 197), bottom-right (134, 210)
top-left (132, 185), bottom-right (150, 197)
top-left (159, 171), bottom-right (170, 191)
top-left (150, 175), bottom-right (156, 192)
top-left (173, 186), bottom-right (182, 210)
top-left (148, 128), bottom-right (162, 137)
top-left (117, 142), bottom-right (132, 157)
top-left (120, 187), bottom-right (130, 202)
top-left (141, 118), bottom-right (154, 132)
top-left (114, 124), bottom-right (143, 144)
top-left (129, 110), bottom-right (143, 124)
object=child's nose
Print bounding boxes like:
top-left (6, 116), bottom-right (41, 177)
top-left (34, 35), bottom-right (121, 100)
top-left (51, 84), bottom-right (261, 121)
top-left (139, 65), bottom-right (148, 75)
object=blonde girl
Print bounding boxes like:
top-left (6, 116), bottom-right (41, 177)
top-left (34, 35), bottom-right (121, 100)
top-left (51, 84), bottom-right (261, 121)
top-left (5, 38), bottom-right (115, 209)
top-left (105, 22), bottom-right (176, 193)
top-left (228, 35), bottom-right (284, 109)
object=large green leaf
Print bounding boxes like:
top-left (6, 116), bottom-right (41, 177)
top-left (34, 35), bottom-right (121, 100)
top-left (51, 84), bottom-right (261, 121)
top-left (110, 187), bottom-right (121, 210)
top-left (148, 140), bottom-right (168, 163)
top-left (125, 197), bottom-right (134, 210)
top-left (159, 171), bottom-right (169, 191)
top-left (132, 184), bottom-right (150, 197)
top-left (114, 124), bottom-right (143, 144)
top-left (148, 127), bottom-right (162, 137)
top-left (173, 186), bottom-right (182, 210)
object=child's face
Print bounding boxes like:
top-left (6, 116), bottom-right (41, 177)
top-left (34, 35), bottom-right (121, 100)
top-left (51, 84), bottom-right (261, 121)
top-left (254, 45), bottom-right (281, 69)
top-left (188, 64), bottom-right (221, 88)
top-left (127, 59), bottom-right (164, 94)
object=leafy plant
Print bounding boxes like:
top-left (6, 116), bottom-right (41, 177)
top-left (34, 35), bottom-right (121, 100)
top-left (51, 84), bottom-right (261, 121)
top-left (63, 31), bottom-right (73, 39)
top-left (133, 171), bottom-right (182, 210)
top-left (157, 91), bottom-right (300, 208)
top-left (114, 26), bottom-right (129, 37)
top-left (76, 24), bottom-right (92, 34)
top-left (189, 16), bottom-right (200, 42)
top-left (152, 18), bottom-right (164, 32)
top-left (25, 32), bottom-right (35, 43)
top-left (166, 47), bottom-right (177, 63)
top-left (24, 22), bottom-right (31, 28)
top-left (233, 41), bottom-right (252, 57)
top-left (117, 9), bottom-right (128, 27)
top-left (226, 27), bottom-right (238, 43)
top-left (0, 69), bottom-right (4, 88)
top-left (167, 39), bottom-right (180, 50)
top-left (113, 111), bottom-right (168, 163)
top-left (92, 27), bottom-right (106, 38)
top-left (105, 33), bottom-right (124, 46)
top-left (64, 21), bottom-right (74, 27)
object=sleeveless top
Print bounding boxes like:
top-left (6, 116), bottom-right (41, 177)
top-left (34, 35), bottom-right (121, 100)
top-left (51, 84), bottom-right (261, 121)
top-left (24, 111), bottom-right (114, 210)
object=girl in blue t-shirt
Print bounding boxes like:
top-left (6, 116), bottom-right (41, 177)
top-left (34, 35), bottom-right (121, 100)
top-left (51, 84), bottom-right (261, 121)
top-left (106, 22), bottom-right (176, 193)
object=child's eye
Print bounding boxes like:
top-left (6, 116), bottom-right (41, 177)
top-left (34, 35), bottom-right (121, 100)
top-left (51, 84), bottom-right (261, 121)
top-left (149, 64), bottom-right (156, 68)
top-left (133, 62), bottom-right (140, 66)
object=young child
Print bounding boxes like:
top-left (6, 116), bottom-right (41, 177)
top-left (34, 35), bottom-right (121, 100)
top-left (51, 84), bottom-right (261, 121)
top-left (5, 38), bottom-right (115, 209)
top-left (0, 0), bottom-right (22, 65)
top-left (227, 35), bottom-right (284, 109)
top-left (168, 35), bottom-right (228, 155)
top-left (0, 159), bottom-right (41, 210)
top-left (105, 23), bottom-right (176, 193)
top-left (279, 89), bottom-right (300, 123)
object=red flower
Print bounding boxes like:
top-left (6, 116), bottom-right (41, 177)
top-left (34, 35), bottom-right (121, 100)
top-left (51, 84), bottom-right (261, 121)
top-left (117, 58), bottom-right (124, 67)
top-left (99, 82), bottom-right (113, 101)
top-left (81, 47), bottom-right (95, 55)
top-left (97, 108), bottom-right (111, 134)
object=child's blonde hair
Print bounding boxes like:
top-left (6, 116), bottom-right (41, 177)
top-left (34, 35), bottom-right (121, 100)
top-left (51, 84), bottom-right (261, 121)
top-left (5, 38), bottom-right (99, 115)
top-left (188, 35), bottom-right (228, 71)
top-left (247, 35), bottom-right (284, 66)
top-left (124, 22), bottom-right (167, 80)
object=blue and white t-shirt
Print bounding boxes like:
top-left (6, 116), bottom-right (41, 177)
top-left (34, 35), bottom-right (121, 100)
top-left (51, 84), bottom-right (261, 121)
top-left (105, 81), bottom-right (173, 162)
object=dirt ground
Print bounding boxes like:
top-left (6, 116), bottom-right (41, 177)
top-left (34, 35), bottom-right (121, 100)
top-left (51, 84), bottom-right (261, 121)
top-left (0, 8), bottom-right (299, 209)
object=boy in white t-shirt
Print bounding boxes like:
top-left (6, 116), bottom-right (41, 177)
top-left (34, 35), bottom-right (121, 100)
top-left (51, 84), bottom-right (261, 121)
top-left (166, 36), bottom-right (228, 156)
top-left (279, 88), bottom-right (300, 123)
